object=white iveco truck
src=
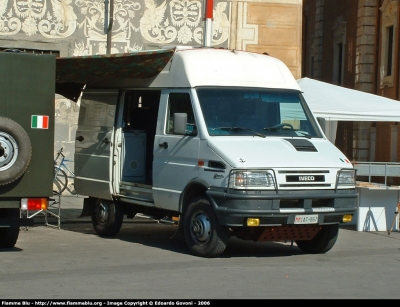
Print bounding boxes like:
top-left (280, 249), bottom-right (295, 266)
top-left (58, 47), bottom-right (357, 258)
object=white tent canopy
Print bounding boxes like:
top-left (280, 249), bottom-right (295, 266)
top-left (297, 77), bottom-right (400, 142)
top-left (297, 77), bottom-right (400, 121)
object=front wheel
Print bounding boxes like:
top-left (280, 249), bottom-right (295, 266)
top-left (183, 196), bottom-right (230, 258)
top-left (91, 199), bottom-right (123, 237)
top-left (295, 224), bottom-right (339, 254)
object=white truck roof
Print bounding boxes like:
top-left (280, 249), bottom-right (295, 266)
top-left (55, 47), bottom-right (300, 100)
top-left (151, 48), bottom-right (301, 90)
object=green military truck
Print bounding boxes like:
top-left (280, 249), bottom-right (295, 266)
top-left (0, 50), bottom-right (55, 247)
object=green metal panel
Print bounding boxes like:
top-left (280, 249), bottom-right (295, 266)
top-left (0, 52), bottom-right (55, 199)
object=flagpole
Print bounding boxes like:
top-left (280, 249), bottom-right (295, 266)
top-left (106, 0), bottom-right (114, 54)
top-left (203, 0), bottom-right (213, 47)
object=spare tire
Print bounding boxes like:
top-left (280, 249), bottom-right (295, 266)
top-left (0, 117), bottom-right (32, 185)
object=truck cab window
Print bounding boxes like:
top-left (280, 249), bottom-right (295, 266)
top-left (166, 93), bottom-right (197, 136)
top-left (197, 87), bottom-right (322, 138)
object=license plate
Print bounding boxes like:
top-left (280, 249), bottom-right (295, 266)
top-left (294, 214), bottom-right (318, 224)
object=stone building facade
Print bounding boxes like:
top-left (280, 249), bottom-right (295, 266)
top-left (302, 0), bottom-right (400, 184)
top-left (1, 0), bottom-right (302, 191)
top-left (0, 0), bottom-right (302, 73)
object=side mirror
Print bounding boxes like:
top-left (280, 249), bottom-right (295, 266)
top-left (173, 113), bottom-right (187, 135)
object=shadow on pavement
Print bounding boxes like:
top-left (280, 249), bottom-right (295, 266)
top-left (40, 212), bottom-right (306, 258)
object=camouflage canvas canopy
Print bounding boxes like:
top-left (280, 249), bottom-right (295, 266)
top-left (55, 48), bottom-right (175, 101)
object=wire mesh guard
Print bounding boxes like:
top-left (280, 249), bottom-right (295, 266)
top-left (21, 192), bottom-right (62, 230)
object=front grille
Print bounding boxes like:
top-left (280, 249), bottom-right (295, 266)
top-left (280, 183), bottom-right (331, 187)
top-left (279, 198), bottom-right (334, 209)
top-left (278, 170), bottom-right (331, 187)
top-left (286, 175), bottom-right (325, 182)
top-left (278, 170), bottom-right (330, 174)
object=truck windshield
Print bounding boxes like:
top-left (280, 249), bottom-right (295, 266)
top-left (196, 87), bottom-right (322, 138)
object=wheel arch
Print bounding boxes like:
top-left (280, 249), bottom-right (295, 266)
top-left (179, 178), bottom-right (210, 214)
top-left (79, 196), bottom-right (98, 217)
top-left (80, 196), bottom-right (124, 218)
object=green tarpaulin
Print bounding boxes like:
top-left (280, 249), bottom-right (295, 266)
top-left (55, 48), bottom-right (175, 101)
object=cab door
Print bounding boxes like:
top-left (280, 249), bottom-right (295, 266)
top-left (74, 89), bottom-right (120, 200)
top-left (153, 90), bottom-right (200, 211)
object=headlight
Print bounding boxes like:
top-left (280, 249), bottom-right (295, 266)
top-left (337, 169), bottom-right (356, 187)
top-left (228, 170), bottom-right (276, 190)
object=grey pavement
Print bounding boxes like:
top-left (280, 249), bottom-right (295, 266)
top-left (58, 193), bottom-right (87, 221)
top-left (13, 194), bottom-right (400, 299)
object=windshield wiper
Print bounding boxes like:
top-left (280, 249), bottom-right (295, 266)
top-left (263, 123), bottom-right (294, 131)
top-left (218, 127), bottom-right (266, 138)
top-left (297, 131), bottom-right (312, 139)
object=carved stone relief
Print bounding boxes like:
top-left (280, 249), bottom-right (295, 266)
top-left (0, 0), bottom-right (230, 55)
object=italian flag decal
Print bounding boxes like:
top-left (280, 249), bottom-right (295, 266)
top-left (31, 115), bottom-right (49, 129)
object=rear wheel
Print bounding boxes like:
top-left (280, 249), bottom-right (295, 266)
top-left (91, 199), bottom-right (123, 237)
top-left (53, 167), bottom-right (68, 194)
top-left (183, 196), bottom-right (230, 258)
top-left (295, 224), bottom-right (339, 254)
top-left (0, 209), bottom-right (20, 248)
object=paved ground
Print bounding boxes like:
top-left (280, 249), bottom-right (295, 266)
top-left (8, 193), bottom-right (400, 299)
top-left (53, 193), bottom-right (86, 222)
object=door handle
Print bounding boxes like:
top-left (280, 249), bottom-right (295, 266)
top-left (76, 136), bottom-right (84, 142)
top-left (159, 142), bottom-right (168, 149)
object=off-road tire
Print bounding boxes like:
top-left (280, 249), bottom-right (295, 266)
top-left (0, 117), bottom-right (32, 185)
top-left (183, 196), bottom-right (230, 258)
top-left (0, 209), bottom-right (20, 248)
top-left (295, 224), bottom-right (339, 254)
top-left (91, 199), bottom-right (123, 237)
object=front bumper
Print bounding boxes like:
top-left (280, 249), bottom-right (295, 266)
top-left (206, 188), bottom-right (358, 227)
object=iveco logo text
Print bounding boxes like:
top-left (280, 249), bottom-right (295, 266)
top-left (299, 176), bottom-right (315, 181)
